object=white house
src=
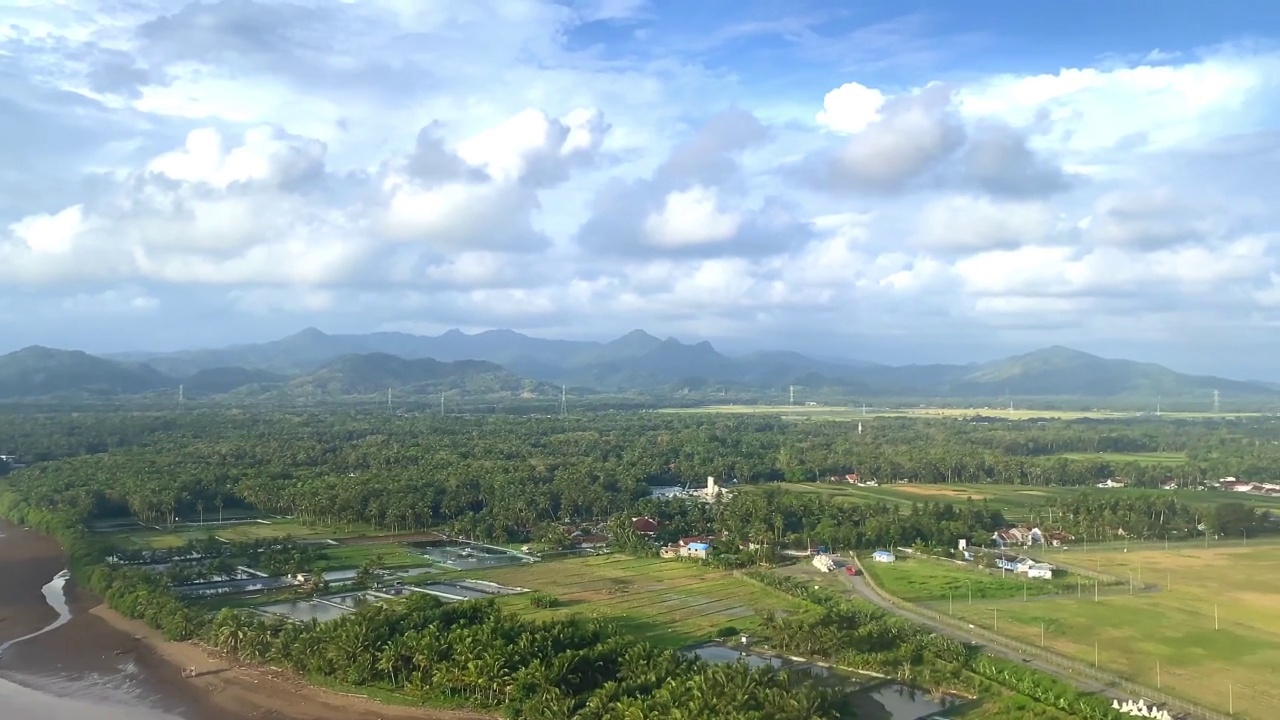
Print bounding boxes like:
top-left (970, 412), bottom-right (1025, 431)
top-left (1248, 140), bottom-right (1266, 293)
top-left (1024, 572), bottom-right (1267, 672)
top-left (871, 550), bottom-right (896, 563)
top-left (1026, 562), bottom-right (1055, 580)
top-left (1097, 479), bottom-right (1126, 488)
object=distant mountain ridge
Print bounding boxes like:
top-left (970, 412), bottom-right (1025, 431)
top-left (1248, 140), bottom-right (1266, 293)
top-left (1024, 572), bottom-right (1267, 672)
top-left (0, 328), bottom-right (1271, 402)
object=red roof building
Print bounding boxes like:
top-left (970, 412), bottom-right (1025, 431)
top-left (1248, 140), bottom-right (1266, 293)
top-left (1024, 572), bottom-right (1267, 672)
top-left (631, 517), bottom-right (660, 535)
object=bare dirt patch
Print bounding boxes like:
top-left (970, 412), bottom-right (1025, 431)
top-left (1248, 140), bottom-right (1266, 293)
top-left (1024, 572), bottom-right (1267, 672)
top-left (892, 485), bottom-right (990, 500)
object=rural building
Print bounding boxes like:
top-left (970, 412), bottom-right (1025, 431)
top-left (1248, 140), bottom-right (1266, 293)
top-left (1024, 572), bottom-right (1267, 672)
top-left (871, 550), bottom-right (896, 563)
top-left (992, 527), bottom-right (1040, 547)
top-left (991, 553), bottom-right (1033, 572)
top-left (572, 534), bottom-right (609, 549)
top-left (630, 517), bottom-right (659, 535)
top-left (812, 554), bottom-right (837, 572)
top-left (679, 536), bottom-right (714, 548)
top-left (1026, 562), bottom-right (1055, 580)
top-left (659, 546), bottom-right (680, 558)
top-left (1046, 531), bottom-right (1074, 546)
top-left (681, 542), bottom-right (711, 560)
top-left (1096, 478), bottom-right (1126, 488)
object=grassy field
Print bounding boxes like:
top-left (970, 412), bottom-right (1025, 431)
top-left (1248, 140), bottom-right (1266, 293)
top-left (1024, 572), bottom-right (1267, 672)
top-left (1055, 451), bottom-right (1187, 464)
top-left (861, 553), bottom-right (1088, 603)
top-left (659, 405), bottom-right (1260, 421)
top-left (321, 542), bottom-right (434, 570)
top-left (769, 482), bottom-right (1280, 524)
top-left (943, 544), bottom-right (1280, 719)
top-left (116, 518), bottom-right (381, 549)
top-left (467, 554), bottom-right (809, 649)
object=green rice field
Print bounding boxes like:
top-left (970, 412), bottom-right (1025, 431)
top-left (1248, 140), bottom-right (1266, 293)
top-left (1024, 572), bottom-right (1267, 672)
top-left (468, 554), bottom-right (808, 648)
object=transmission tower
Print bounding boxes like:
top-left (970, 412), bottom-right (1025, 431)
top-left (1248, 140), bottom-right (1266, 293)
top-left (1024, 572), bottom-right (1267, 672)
top-left (387, 387), bottom-right (392, 414)
top-left (789, 385), bottom-right (794, 406)
top-left (1213, 389), bottom-right (1220, 415)
top-left (178, 384), bottom-right (185, 412)
top-left (560, 385), bottom-right (567, 417)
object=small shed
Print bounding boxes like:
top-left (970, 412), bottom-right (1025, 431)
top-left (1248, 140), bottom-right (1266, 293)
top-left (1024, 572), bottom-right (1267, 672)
top-left (871, 550), bottom-right (896, 563)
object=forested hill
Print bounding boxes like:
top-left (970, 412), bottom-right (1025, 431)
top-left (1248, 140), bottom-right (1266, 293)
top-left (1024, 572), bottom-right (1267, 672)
top-left (0, 347), bottom-right (544, 401)
top-left (3, 331), bottom-right (1276, 401)
top-left (0, 346), bottom-right (172, 399)
top-left (104, 328), bottom-right (1280, 401)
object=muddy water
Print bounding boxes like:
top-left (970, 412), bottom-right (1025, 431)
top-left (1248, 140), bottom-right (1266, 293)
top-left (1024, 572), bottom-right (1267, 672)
top-left (0, 525), bottom-right (191, 720)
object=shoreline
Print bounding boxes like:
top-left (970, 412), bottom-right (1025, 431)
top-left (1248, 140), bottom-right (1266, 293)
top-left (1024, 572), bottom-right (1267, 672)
top-left (0, 519), bottom-right (492, 720)
top-left (90, 604), bottom-right (495, 720)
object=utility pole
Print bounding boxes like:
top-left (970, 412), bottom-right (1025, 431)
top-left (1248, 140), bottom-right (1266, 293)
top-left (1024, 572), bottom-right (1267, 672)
top-left (387, 387), bottom-right (392, 414)
top-left (1157, 661), bottom-right (1161, 689)
top-left (1215, 603), bottom-right (1219, 630)
top-left (1040, 622), bottom-right (1045, 647)
top-left (993, 608), bottom-right (998, 632)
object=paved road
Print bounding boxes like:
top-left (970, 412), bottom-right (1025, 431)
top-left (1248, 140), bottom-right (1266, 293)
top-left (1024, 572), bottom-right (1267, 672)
top-left (842, 573), bottom-right (1124, 701)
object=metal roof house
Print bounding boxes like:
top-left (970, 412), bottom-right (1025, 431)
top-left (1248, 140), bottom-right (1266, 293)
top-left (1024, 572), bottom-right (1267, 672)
top-left (681, 542), bottom-right (711, 559)
top-left (871, 550), bottom-right (896, 563)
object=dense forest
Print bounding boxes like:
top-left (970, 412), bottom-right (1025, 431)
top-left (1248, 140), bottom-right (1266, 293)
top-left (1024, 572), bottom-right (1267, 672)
top-left (2, 411), bottom-right (1275, 544)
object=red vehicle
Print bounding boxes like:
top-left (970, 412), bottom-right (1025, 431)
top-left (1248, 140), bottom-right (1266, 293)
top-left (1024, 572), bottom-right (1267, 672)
top-left (845, 566), bottom-right (861, 576)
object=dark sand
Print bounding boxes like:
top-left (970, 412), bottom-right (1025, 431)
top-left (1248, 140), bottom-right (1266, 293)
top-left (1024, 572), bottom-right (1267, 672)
top-left (0, 520), bottom-right (493, 720)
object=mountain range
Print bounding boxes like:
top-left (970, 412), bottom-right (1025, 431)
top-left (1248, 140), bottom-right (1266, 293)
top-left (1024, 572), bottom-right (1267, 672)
top-left (0, 327), bottom-right (1271, 403)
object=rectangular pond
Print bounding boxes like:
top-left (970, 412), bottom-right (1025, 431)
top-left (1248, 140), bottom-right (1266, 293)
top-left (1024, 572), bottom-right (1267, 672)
top-left (257, 599), bottom-right (353, 624)
top-left (318, 590), bottom-right (383, 610)
top-left (686, 643), bottom-right (957, 719)
top-left (415, 580), bottom-right (528, 603)
top-left (410, 543), bottom-right (534, 570)
top-left (174, 576), bottom-right (296, 597)
top-left (849, 683), bottom-right (958, 720)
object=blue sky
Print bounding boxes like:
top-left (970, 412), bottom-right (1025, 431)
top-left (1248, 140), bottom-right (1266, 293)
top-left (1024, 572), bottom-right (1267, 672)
top-left (3, 0), bottom-right (1280, 378)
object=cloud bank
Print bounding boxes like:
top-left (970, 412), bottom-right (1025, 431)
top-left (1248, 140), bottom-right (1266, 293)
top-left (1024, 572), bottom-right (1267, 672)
top-left (2, 1), bottom-right (1279, 375)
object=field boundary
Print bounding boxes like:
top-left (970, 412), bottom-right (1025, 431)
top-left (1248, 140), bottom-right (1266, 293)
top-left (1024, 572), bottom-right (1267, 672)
top-left (852, 555), bottom-right (1233, 720)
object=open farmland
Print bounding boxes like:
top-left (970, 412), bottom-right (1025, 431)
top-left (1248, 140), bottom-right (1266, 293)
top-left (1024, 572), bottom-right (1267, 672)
top-left (659, 405), bottom-right (1260, 421)
top-left (768, 481), bottom-right (1280, 525)
top-left (470, 554), bottom-right (808, 649)
top-left (944, 544), bottom-right (1280, 719)
top-left (1055, 451), bottom-right (1187, 464)
top-left (861, 553), bottom-right (1093, 603)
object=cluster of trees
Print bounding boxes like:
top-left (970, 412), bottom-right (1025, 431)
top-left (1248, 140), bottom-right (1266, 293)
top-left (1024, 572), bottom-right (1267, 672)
top-left (1024, 494), bottom-right (1271, 540)
top-left (751, 572), bottom-right (1122, 720)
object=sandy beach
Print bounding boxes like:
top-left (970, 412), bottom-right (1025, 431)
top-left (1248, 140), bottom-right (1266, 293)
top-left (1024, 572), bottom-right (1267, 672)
top-left (0, 519), bottom-right (493, 720)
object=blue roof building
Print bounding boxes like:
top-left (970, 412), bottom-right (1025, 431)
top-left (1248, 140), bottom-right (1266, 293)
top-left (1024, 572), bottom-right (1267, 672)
top-left (872, 550), bottom-right (896, 563)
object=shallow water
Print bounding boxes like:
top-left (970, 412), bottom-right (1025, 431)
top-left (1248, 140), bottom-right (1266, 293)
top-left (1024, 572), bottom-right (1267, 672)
top-left (0, 673), bottom-right (184, 720)
top-left (0, 570), bottom-right (71, 655)
top-left (849, 683), bottom-right (955, 720)
top-left (0, 568), bottom-right (187, 719)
